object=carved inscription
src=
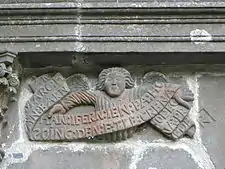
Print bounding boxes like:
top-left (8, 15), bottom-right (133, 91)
top-left (25, 73), bottom-right (70, 133)
top-left (29, 89), bottom-right (162, 140)
top-left (28, 86), bottom-right (194, 141)
top-left (29, 74), bottom-right (51, 93)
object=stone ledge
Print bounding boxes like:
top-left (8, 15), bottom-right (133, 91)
top-left (6, 147), bottom-right (200, 169)
top-left (1, 1), bottom-right (225, 8)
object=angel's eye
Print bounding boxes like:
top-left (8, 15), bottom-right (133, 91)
top-left (107, 78), bottom-right (112, 82)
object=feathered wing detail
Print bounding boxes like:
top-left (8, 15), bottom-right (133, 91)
top-left (142, 71), bottom-right (168, 86)
top-left (66, 74), bottom-right (91, 92)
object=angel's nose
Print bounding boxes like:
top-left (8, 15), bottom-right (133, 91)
top-left (111, 79), bottom-right (117, 85)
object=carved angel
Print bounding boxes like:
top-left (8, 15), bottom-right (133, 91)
top-left (48, 67), bottom-right (195, 141)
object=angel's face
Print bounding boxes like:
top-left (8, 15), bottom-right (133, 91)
top-left (104, 72), bottom-right (126, 97)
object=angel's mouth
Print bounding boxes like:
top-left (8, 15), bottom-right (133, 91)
top-left (110, 86), bottom-right (118, 90)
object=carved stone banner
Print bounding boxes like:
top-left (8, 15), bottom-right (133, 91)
top-left (25, 68), bottom-right (196, 142)
top-left (25, 73), bottom-right (70, 134)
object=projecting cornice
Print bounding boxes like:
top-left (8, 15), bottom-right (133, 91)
top-left (1, 2), bottom-right (225, 15)
top-left (0, 1), bottom-right (225, 53)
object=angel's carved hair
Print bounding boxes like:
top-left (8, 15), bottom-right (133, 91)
top-left (96, 67), bottom-right (135, 90)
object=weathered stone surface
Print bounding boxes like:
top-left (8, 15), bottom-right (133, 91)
top-left (136, 148), bottom-right (200, 169)
top-left (6, 146), bottom-right (201, 169)
top-left (7, 147), bottom-right (130, 169)
top-left (198, 75), bottom-right (225, 169)
top-left (2, 102), bottom-right (20, 146)
top-left (0, 1), bottom-right (225, 54)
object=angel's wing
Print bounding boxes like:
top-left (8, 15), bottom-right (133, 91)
top-left (142, 71), bottom-right (168, 86)
top-left (66, 74), bottom-right (90, 92)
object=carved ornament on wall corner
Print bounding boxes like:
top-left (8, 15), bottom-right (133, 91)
top-left (0, 51), bottom-right (20, 163)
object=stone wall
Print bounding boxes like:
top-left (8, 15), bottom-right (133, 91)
top-left (0, 1), bottom-right (225, 169)
top-left (0, 65), bottom-right (224, 169)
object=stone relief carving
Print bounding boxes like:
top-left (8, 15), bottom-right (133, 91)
top-left (25, 67), bottom-right (196, 142)
top-left (0, 51), bottom-right (20, 162)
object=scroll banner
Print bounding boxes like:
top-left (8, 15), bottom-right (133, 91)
top-left (26, 81), bottom-right (195, 141)
top-left (25, 73), bottom-right (70, 134)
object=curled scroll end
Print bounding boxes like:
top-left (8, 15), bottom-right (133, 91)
top-left (66, 74), bottom-right (90, 92)
top-left (29, 74), bottom-right (52, 93)
top-left (142, 72), bottom-right (168, 86)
